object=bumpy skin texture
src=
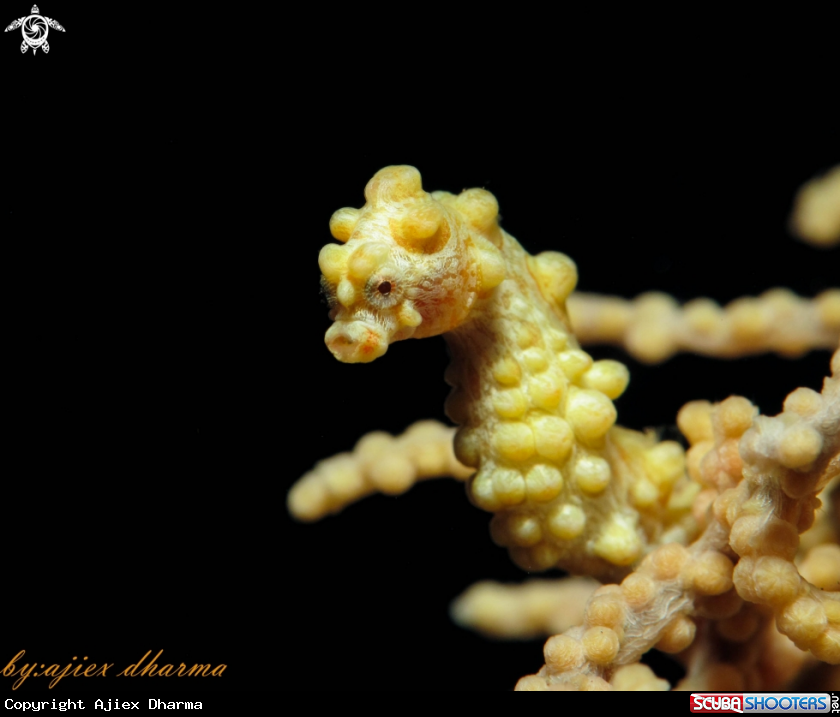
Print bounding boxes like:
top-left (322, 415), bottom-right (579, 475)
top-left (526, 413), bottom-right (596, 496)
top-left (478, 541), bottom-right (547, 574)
top-left (291, 165), bottom-right (840, 690)
top-left (313, 165), bottom-right (696, 581)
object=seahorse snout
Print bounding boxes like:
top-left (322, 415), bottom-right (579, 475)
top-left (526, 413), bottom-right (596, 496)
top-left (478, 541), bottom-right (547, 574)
top-left (325, 320), bottom-right (389, 363)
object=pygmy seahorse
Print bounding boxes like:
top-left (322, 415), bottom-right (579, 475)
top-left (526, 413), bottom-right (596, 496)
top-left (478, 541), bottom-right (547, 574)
top-left (316, 166), bottom-right (698, 581)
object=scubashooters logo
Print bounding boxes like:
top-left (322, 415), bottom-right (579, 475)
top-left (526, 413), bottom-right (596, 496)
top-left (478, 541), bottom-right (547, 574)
top-left (690, 693), bottom-right (832, 713)
top-left (4, 5), bottom-right (65, 55)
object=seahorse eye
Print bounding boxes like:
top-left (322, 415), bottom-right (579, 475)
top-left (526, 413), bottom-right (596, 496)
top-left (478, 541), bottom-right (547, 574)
top-left (365, 275), bottom-right (400, 309)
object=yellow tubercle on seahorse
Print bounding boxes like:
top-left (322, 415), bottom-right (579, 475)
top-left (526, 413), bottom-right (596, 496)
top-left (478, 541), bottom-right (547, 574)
top-left (316, 165), bottom-right (698, 580)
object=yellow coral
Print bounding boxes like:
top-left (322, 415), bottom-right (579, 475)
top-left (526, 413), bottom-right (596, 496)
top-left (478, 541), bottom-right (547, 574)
top-left (288, 164), bottom-right (840, 691)
top-left (307, 166), bottom-right (703, 580)
top-left (791, 165), bottom-right (840, 247)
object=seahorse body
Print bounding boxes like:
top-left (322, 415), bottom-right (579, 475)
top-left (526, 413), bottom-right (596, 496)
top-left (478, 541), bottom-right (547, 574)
top-left (318, 166), bottom-right (698, 580)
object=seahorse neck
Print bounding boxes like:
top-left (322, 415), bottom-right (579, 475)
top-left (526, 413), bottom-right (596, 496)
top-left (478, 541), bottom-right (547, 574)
top-left (439, 230), bottom-right (691, 578)
top-left (442, 230), bottom-right (581, 445)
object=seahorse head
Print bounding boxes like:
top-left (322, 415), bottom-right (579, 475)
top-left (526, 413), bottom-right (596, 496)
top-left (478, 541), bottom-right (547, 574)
top-left (319, 166), bottom-right (506, 363)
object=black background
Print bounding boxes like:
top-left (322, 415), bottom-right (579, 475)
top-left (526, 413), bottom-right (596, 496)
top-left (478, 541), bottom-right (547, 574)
top-left (3, 4), bottom-right (838, 693)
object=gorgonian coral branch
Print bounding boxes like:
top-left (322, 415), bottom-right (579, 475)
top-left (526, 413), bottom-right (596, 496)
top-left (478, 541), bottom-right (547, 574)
top-left (289, 165), bottom-right (840, 691)
top-left (568, 289), bottom-right (840, 364)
